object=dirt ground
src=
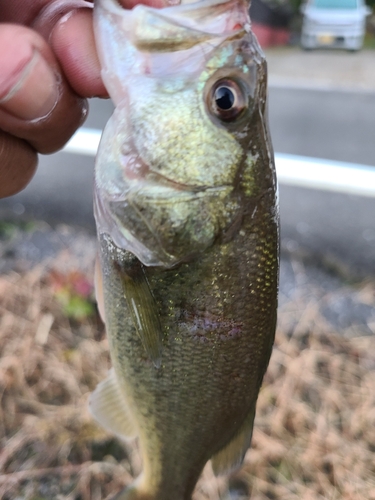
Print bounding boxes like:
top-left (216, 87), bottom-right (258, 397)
top-left (1, 223), bottom-right (375, 500)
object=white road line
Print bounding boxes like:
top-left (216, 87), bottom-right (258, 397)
top-left (63, 128), bottom-right (375, 198)
top-left (276, 153), bottom-right (375, 198)
top-left (63, 128), bottom-right (101, 156)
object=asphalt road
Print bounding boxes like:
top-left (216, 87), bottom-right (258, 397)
top-left (1, 67), bottom-right (375, 278)
top-left (269, 86), bottom-right (375, 278)
top-left (269, 87), bottom-right (375, 167)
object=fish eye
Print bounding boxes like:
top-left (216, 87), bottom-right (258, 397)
top-left (214, 86), bottom-right (235, 110)
top-left (209, 79), bottom-right (246, 122)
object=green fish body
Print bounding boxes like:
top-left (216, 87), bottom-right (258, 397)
top-left (91, 0), bottom-right (279, 498)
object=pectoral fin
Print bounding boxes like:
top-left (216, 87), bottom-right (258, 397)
top-left (89, 368), bottom-right (137, 439)
top-left (120, 263), bottom-right (163, 368)
top-left (211, 408), bottom-right (255, 476)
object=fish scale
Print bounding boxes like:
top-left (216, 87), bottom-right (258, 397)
top-left (91, 0), bottom-right (279, 498)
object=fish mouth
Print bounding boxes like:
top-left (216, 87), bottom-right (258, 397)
top-left (97, 0), bottom-right (249, 55)
top-left (119, 0), bottom-right (246, 11)
top-left (102, 0), bottom-right (248, 22)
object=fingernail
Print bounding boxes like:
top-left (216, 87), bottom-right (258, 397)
top-left (0, 50), bottom-right (58, 121)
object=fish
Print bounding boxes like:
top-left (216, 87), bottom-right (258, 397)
top-left (90, 0), bottom-right (279, 498)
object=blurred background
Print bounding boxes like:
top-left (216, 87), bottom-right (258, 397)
top-left (1, 4), bottom-right (375, 499)
top-left (1, 0), bottom-right (375, 274)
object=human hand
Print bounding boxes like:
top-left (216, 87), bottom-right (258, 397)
top-left (0, 0), bottom-right (173, 199)
top-left (0, 0), bottom-right (107, 198)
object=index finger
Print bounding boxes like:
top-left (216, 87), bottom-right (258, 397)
top-left (0, 0), bottom-right (93, 25)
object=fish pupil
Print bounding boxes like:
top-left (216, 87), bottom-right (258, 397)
top-left (214, 86), bottom-right (235, 110)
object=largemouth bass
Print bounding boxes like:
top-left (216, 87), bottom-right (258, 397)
top-left (91, 0), bottom-right (279, 498)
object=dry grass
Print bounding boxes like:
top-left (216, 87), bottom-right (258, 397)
top-left (1, 251), bottom-right (375, 499)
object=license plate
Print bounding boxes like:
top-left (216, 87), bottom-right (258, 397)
top-left (318, 33), bottom-right (334, 45)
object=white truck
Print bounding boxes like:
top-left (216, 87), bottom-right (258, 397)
top-left (301, 0), bottom-right (371, 51)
